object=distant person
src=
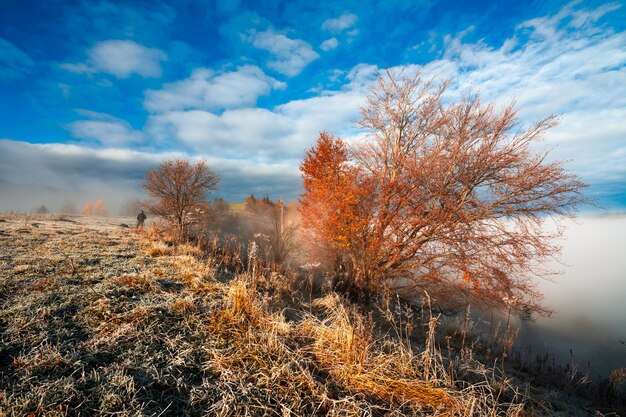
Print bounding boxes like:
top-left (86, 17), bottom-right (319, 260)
top-left (136, 210), bottom-right (147, 229)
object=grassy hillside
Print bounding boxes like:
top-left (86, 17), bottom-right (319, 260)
top-left (0, 215), bottom-right (624, 416)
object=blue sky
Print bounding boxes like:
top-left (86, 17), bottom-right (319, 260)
top-left (0, 0), bottom-right (625, 210)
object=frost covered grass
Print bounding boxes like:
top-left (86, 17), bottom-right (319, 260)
top-left (0, 215), bottom-right (623, 416)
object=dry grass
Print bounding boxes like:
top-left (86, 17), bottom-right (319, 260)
top-left (0, 214), bottom-right (623, 416)
top-left (301, 296), bottom-right (459, 415)
top-left (145, 240), bottom-right (171, 257)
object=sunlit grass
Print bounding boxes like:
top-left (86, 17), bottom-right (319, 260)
top-left (0, 214), bottom-right (623, 416)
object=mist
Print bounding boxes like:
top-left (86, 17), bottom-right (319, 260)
top-left (0, 177), bottom-right (144, 215)
top-left (514, 214), bottom-right (626, 378)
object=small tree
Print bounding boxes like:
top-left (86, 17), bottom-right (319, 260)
top-left (246, 196), bottom-right (299, 264)
top-left (81, 202), bottom-right (93, 216)
top-left (300, 71), bottom-right (587, 314)
top-left (142, 159), bottom-right (220, 237)
top-left (299, 132), bottom-right (373, 284)
top-left (94, 199), bottom-right (109, 216)
top-left (61, 200), bottom-right (78, 214)
top-left (36, 205), bottom-right (49, 214)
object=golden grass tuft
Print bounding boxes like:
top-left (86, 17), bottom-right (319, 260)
top-left (344, 373), bottom-right (458, 413)
top-left (174, 243), bottom-right (202, 257)
top-left (214, 276), bottom-right (264, 329)
top-left (12, 264), bottom-right (31, 274)
top-left (301, 295), bottom-right (459, 414)
top-left (115, 273), bottom-right (157, 291)
top-left (145, 241), bottom-right (171, 257)
top-left (170, 297), bottom-right (195, 316)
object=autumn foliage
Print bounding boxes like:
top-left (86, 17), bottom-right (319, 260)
top-left (81, 202), bottom-right (93, 216)
top-left (299, 71), bottom-right (587, 314)
top-left (81, 200), bottom-right (109, 216)
top-left (94, 199), bottom-right (109, 216)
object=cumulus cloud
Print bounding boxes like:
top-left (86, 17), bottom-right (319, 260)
top-left (320, 37), bottom-right (339, 51)
top-left (321, 12), bottom-right (358, 34)
top-left (146, 86), bottom-right (365, 161)
top-left (67, 111), bottom-right (144, 146)
top-left (246, 29), bottom-right (319, 76)
top-left (0, 38), bottom-right (35, 79)
top-left (62, 40), bottom-right (166, 78)
top-left (144, 65), bottom-right (286, 113)
top-left (147, 108), bottom-right (292, 158)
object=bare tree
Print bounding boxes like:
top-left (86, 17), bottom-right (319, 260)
top-left (300, 70), bottom-right (588, 314)
top-left (142, 159), bottom-right (220, 237)
top-left (246, 196), bottom-right (299, 264)
top-left (61, 200), bottom-right (78, 215)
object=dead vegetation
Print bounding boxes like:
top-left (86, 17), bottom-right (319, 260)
top-left (0, 215), bottom-right (624, 416)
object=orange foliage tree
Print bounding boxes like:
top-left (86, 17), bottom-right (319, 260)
top-left (94, 199), bottom-right (109, 216)
top-left (299, 133), bottom-right (376, 289)
top-left (299, 71), bottom-right (588, 314)
top-left (142, 159), bottom-right (220, 237)
top-left (81, 202), bottom-right (93, 216)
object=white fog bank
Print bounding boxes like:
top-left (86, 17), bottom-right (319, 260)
top-left (518, 214), bottom-right (626, 378)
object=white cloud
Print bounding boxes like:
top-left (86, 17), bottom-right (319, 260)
top-left (62, 40), bottom-right (166, 78)
top-left (144, 65), bottom-right (286, 113)
top-left (320, 37), bottom-right (339, 51)
top-left (146, 77), bottom-right (367, 161)
top-left (247, 29), bottom-right (319, 76)
top-left (67, 112), bottom-right (144, 146)
top-left (345, 63), bottom-right (380, 89)
top-left (322, 12), bottom-right (358, 34)
top-left (147, 108), bottom-right (294, 159)
top-left (0, 38), bottom-right (35, 78)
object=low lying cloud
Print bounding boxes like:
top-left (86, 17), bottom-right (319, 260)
top-left (144, 65), bottom-right (286, 113)
top-left (0, 138), bottom-right (303, 211)
top-left (246, 29), bottom-right (319, 76)
top-left (62, 40), bottom-right (167, 78)
top-left (0, 139), bottom-right (161, 212)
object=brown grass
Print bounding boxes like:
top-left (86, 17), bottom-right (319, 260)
top-left (170, 297), bottom-right (195, 316)
top-left (301, 296), bottom-right (459, 414)
top-left (0, 214), bottom-right (622, 416)
top-left (145, 240), bottom-right (171, 257)
top-left (115, 273), bottom-right (157, 291)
